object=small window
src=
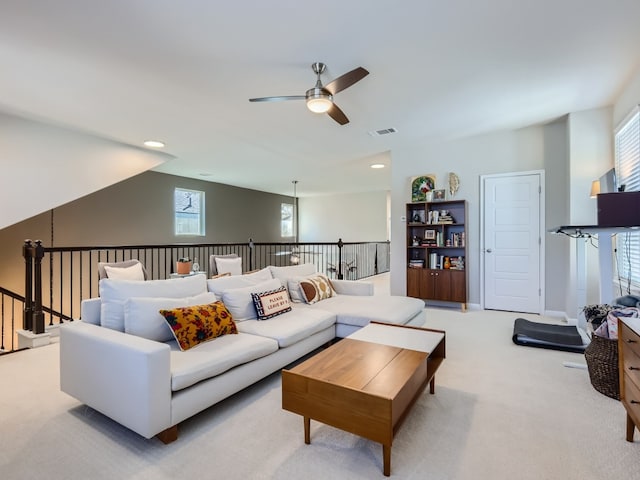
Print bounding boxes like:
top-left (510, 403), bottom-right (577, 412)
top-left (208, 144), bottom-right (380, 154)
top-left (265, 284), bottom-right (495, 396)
top-left (175, 188), bottom-right (205, 236)
top-left (614, 106), bottom-right (640, 289)
top-left (281, 203), bottom-right (294, 237)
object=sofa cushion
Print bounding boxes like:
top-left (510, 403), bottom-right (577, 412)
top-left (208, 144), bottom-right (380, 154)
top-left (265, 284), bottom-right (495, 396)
top-left (299, 274), bottom-right (336, 304)
top-left (169, 332), bottom-right (279, 391)
top-left (296, 295), bottom-right (425, 328)
top-left (159, 301), bottom-right (237, 351)
top-left (236, 308), bottom-right (335, 348)
top-left (220, 278), bottom-right (282, 321)
top-left (251, 286), bottom-right (292, 320)
top-left (99, 275), bottom-right (207, 331)
top-left (124, 292), bottom-right (218, 342)
top-left (206, 267), bottom-right (273, 297)
top-left (269, 264), bottom-right (316, 292)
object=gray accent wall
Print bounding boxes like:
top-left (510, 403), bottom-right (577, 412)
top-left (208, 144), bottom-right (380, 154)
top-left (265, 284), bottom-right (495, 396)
top-left (0, 171), bottom-right (293, 293)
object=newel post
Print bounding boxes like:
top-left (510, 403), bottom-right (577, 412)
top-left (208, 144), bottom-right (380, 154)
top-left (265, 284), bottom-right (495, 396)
top-left (23, 240), bottom-right (34, 331)
top-left (32, 240), bottom-right (45, 334)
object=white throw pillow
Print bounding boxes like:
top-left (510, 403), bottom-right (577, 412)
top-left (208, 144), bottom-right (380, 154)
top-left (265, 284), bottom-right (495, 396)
top-left (221, 278), bottom-right (281, 321)
top-left (103, 262), bottom-right (145, 281)
top-left (124, 292), bottom-right (217, 342)
top-left (287, 276), bottom-right (311, 303)
top-left (215, 256), bottom-right (242, 276)
top-left (99, 274), bottom-right (207, 331)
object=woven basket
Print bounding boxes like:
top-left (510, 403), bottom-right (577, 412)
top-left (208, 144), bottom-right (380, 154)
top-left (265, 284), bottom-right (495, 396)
top-left (584, 334), bottom-right (619, 400)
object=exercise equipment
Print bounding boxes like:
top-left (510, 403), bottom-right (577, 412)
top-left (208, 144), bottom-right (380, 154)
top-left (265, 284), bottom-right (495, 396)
top-left (512, 318), bottom-right (586, 353)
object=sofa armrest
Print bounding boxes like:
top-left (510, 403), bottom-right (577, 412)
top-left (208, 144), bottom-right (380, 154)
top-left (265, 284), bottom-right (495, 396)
top-left (80, 298), bottom-right (101, 325)
top-left (331, 279), bottom-right (374, 296)
top-left (60, 321), bottom-right (172, 439)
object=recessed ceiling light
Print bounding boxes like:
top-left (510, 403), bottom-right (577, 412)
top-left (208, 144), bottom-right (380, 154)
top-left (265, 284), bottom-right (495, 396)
top-left (199, 173), bottom-right (213, 177)
top-left (370, 163), bottom-right (385, 169)
top-left (143, 140), bottom-right (165, 148)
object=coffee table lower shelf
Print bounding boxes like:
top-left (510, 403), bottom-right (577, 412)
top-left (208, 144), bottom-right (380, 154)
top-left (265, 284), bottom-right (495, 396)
top-left (282, 322), bottom-right (446, 476)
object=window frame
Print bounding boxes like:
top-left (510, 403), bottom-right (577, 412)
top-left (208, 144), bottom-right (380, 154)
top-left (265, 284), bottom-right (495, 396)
top-left (614, 105), bottom-right (640, 291)
top-left (281, 202), bottom-right (294, 238)
top-left (174, 187), bottom-right (205, 236)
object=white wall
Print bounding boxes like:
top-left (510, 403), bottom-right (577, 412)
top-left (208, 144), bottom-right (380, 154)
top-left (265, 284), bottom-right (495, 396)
top-left (0, 111), bottom-right (173, 230)
top-left (390, 107), bottom-right (614, 317)
top-left (565, 108), bottom-right (613, 317)
top-left (299, 190), bottom-right (389, 242)
top-left (543, 118), bottom-right (570, 313)
top-left (614, 65), bottom-right (640, 126)
top-left (390, 127), bottom-right (545, 304)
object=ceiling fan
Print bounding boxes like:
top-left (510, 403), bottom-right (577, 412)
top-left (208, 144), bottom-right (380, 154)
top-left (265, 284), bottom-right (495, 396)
top-left (249, 62), bottom-right (369, 125)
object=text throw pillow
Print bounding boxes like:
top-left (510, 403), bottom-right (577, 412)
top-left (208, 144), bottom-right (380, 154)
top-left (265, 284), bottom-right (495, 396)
top-left (251, 286), bottom-right (292, 320)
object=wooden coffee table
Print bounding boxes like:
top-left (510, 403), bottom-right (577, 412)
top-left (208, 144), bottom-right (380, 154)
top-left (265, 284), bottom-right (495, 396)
top-left (281, 322), bottom-right (446, 476)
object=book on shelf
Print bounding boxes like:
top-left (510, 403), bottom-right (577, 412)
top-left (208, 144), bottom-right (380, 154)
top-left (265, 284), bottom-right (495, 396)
top-left (408, 259), bottom-right (424, 268)
top-left (449, 256), bottom-right (465, 270)
top-left (449, 232), bottom-right (465, 247)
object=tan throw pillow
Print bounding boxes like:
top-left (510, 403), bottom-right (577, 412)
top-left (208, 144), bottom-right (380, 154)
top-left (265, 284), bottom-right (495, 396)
top-left (299, 274), bottom-right (336, 304)
top-left (251, 286), bottom-right (292, 320)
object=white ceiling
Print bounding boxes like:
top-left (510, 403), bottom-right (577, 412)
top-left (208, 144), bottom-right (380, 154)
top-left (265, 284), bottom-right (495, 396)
top-left (1, 1), bottom-right (640, 198)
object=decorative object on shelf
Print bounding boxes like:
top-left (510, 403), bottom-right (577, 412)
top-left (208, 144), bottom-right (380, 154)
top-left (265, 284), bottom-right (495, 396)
top-left (411, 210), bottom-right (426, 223)
top-left (448, 172), bottom-right (460, 198)
top-left (176, 258), bottom-right (192, 274)
top-left (411, 174), bottom-right (436, 202)
top-left (433, 189), bottom-right (446, 201)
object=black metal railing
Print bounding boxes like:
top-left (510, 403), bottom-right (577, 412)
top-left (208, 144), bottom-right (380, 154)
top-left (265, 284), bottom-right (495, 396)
top-left (1, 287), bottom-right (25, 355)
top-left (5, 238), bottom-right (389, 353)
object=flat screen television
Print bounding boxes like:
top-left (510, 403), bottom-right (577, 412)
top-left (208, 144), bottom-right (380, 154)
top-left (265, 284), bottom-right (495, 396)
top-left (599, 168), bottom-right (617, 193)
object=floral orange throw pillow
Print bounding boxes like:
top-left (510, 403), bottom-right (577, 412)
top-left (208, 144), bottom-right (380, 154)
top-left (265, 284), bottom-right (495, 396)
top-left (159, 301), bottom-right (237, 351)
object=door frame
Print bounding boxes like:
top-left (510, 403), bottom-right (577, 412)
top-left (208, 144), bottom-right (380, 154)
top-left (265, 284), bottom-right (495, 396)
top-left (479, 170), bottom-right (546, 314)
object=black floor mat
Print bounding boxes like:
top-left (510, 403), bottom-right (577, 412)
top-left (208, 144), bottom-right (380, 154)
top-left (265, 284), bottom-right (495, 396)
top-left (512, 318), bottom-right (586, 353)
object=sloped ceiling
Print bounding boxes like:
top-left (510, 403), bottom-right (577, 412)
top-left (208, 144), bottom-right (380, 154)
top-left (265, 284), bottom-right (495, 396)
top-left (1, 0), bottom-right (639, 199)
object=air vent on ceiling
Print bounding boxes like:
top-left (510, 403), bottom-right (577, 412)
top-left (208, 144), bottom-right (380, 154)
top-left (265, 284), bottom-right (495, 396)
top-left (368, 127), bottom-right (398, 137)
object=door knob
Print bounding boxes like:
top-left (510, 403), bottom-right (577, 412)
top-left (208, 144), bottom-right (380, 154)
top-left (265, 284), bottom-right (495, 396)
top-left (486, 248), bottom-right (493, 253)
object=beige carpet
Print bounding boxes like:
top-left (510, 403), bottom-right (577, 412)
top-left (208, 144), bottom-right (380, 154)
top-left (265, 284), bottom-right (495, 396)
top-left (0, 306), bottom-right (637, 479)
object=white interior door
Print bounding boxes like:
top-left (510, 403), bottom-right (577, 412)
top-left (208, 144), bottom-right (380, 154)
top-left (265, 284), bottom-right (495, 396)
top-left (483, 173), bottom-right (543, 313)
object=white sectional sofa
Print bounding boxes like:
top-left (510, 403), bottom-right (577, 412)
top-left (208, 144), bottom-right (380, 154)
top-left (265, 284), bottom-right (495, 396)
top-left (60, 264), bottom-right (425, 442)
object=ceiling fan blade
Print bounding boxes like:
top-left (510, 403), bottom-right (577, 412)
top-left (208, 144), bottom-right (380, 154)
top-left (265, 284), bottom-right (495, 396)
top-left (324, 67), bottom-right (369, 95)
top-left (327, 103), bottom-right (349, 125)
top-left (249, 95), bottom-right (305, 102)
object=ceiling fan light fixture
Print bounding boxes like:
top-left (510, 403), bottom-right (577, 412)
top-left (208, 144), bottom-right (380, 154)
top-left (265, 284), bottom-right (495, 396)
top-left (306, 88), bottom-right (333, 113)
